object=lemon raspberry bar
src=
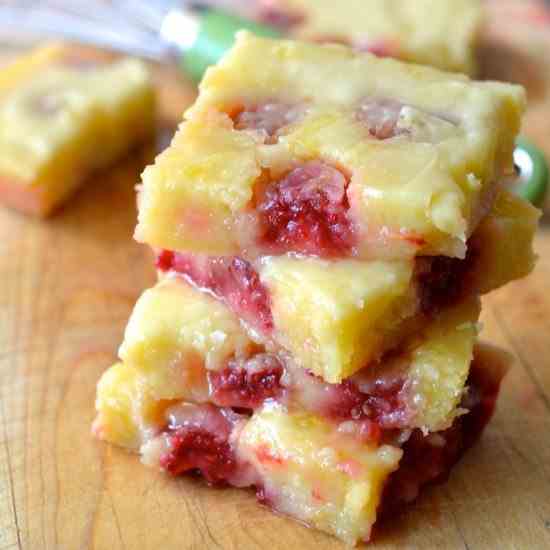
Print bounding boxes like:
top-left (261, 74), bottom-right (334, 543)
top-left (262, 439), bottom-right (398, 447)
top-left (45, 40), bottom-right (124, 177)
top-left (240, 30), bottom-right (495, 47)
top-left (0, 44), bottom-right (155, 216)
top-left (258, 0), bottom-right (483, 75)
top-left (155, 188), bottom-right (537, 383)
top-left (95, 276), bottom-right (480, 440)
top-left (136, 33), bottom-right (524, 261)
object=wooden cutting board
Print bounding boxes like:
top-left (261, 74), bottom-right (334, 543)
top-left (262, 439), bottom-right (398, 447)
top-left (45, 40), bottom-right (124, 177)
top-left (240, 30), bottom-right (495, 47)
top-left (2, 13), bottom-right (550, 548)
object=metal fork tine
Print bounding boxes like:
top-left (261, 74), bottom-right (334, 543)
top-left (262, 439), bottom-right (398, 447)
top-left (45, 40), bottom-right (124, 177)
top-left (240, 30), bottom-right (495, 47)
top-left (115, 0), bottom-right (174, 33)
top-left (0, 4), bottom-right (168, 60)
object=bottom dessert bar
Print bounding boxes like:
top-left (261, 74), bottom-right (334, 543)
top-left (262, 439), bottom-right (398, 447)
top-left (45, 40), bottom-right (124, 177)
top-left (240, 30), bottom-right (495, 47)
top-left (93, 275), bottom-right (509, 544)
top-left (95, 343), bottom-right (508, 545)
top-left (379, 343), bottom-right (507, 518)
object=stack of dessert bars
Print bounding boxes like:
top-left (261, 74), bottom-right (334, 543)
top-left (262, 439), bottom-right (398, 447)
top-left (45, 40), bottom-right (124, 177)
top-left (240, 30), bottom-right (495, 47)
top-left (94, 34), bottom-right (539, 544)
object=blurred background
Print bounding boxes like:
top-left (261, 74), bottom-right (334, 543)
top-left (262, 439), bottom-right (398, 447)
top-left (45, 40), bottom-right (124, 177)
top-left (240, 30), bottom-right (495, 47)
top-left (0, 0), bottom-right (548, 213)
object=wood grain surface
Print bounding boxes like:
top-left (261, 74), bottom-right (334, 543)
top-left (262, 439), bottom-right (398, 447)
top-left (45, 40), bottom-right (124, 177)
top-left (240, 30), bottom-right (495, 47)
top-left (2, 17), bottom-right (550, 549)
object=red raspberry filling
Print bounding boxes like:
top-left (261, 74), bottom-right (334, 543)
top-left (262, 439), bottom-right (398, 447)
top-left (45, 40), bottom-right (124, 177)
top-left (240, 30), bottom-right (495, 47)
top-left (208, 352), bottom-right (410, 431)
top-left (158, 358), bottom-right (504, 533)
top-left (209, 354), bottom-right (285, 409)
top-left (256, 161), bottom-right (356, 256)
top-left (159, 404), bottom-right (242, 484)
top-left (356, 97), bottom-right (458, 141)
top-left (415, 254), bottom-right (471, 315)
top-left (233, 102), bottom-right (306, 143)
top-left (160, 428), bottom-right (236, 484)
top-left (156, 252), bottom-right (273, 333)
top-left (324, 375), bottom-right (409, 429)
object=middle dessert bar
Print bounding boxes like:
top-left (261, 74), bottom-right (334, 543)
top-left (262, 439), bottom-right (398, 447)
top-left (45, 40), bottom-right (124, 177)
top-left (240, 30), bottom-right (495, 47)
top-left (155, 188), bottom-right (537, 382)
top-left (95, 275), bottom-right (480, 444)
top-left (136, 33), bottom-right (525, 261)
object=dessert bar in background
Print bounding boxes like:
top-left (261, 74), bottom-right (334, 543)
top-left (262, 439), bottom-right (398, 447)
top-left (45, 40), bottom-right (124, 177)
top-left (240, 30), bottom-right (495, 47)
top-left (257, 0), bottom-right (483, 74)
top-left (0, 43), bottom-right (155, 217)
top-left (94, 276), bottom-right (507, 544)
top-left (94, 34), bottom-right (539, 545)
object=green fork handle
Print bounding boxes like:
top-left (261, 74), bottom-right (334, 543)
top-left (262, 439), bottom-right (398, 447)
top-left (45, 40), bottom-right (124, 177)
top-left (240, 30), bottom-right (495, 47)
top-left (514, 137), bottom-right (548, 208)
top-left (178, 8), bottom-right (282, 83)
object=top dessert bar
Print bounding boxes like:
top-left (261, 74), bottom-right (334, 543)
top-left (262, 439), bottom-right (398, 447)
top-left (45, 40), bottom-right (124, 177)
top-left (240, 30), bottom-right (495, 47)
top-left (260, 0), bottom-right (483, 75)
top-left (0, 44), bottom-right (154, 216)
top-left (136, 33), bottom-right (525, 261)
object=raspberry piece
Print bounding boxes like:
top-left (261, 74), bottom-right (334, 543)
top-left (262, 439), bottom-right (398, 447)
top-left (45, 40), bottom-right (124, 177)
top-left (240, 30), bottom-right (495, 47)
top-left (234, 102), bottom-right (305, 143)
top-left (209, 354), bottom-right (284, 409)
top-left (257, 4), bottom-right (305, 30)
top-left (356, 97), bottom-right (458, 141)
top-left (155, 249), bottom-right (175, 272)
top-left (356, 98), bottom-right (406, 140)
top-left (257, 161), bottom-right (355, 256)
top-left (415, 255), bottom-right (469, 314)
top-left (159, 404), bottom-right (240, 485)
top-left (160, 429), bottom-right (236, 484)
top-left (325, 376), bottom-right (409, 429)
top-left (156, 253), bottom-right (273, 333)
